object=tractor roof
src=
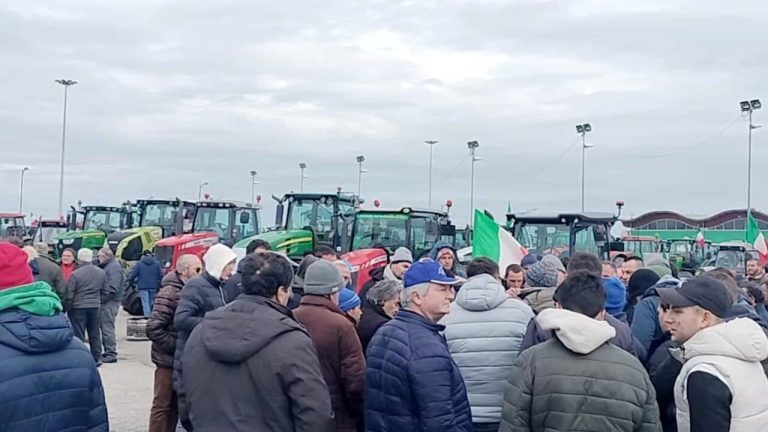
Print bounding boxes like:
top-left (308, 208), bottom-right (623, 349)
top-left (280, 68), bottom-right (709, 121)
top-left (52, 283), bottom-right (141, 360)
top-left (358, 207), bottom-right (449, 218)
top-left (507, 211), bottom-right (617, 224)
top-left (83, 205), bottom-right (123, 212)
top-left (136, 199), bottom-right (196, 206)
top-left (197, 200), bottom-right (260, 209)
top-left (286, 192), bottom-right (357, 202)
top-left (0, 213), bottom-right (24, 218)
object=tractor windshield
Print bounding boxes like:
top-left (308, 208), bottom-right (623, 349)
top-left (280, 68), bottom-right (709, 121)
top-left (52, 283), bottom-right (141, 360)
top-left (715, 249), bottom-right (746, 273)
top-left (518, 223), bottom-right (599, 258)
top-left (84, 210), bottom-right (122, 232)
top-left (287, 199), bottom-right (333, 231)
top-left (194, 207), bottom-right (231, 238)
top-left (141, 202), bottom-right (195, 234)
top-left (39, 225), bottom-right (66, 243)
top-left (352, 213), bottom-right (408, 251)
top-left (0, 217), bottom-right (26, 238)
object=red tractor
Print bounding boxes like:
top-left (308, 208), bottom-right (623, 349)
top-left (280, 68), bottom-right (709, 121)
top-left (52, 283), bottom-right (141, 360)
top-left (153, 200), bottom-right (261, 272)
top-left (0, 213), bottom-right (28, 239)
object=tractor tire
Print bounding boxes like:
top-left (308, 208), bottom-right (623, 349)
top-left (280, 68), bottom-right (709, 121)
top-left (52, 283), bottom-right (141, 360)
top-left (121, 284), bottom-right (144, 316)
top-left (126, 317), bottom-right (149, 341)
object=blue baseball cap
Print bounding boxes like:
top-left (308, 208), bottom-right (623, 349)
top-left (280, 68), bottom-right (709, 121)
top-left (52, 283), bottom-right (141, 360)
top-left (403, 259), bottom-right (460, 288)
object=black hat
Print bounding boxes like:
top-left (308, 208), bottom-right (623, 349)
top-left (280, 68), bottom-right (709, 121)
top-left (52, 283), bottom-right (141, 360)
top-left (657, 275), bottom-right (733, 318)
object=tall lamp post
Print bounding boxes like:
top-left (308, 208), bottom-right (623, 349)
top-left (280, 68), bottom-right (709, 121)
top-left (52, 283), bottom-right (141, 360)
top-left (19, 167), bottom-right (29, 213)
top-left (425, 140), bottom-right (438, 207)
top-left (299, 163), bottom-right (308, 192)
top-left (740, 99), bottom-right (762, 220)
top-left (356, 155), bottom-right (367, 197)
top-left (249, 170), bottom-right (262, 204)
top-left (576, 123), bottom-right (593, 212)
top-left (198, 182), bottom-right (209, 201)
top-left (467, 141), bottom-right (480, 226)
top-left (55, 79), bottom-right (77, 217)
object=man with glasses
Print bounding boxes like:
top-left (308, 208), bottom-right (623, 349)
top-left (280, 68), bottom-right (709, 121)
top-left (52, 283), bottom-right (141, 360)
top-left (658, 276), bottom-right (768, 432)
top-left (146, 254), bottom-right (202, 432)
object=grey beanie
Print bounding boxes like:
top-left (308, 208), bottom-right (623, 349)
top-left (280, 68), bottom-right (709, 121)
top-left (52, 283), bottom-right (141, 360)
top-left (525, 259), bottom-right (560, 288)
top-left (540, 254), bottom-right (566, 273)
top-left (304, 260), bottom-right (344, 295)
top-left (391, 247), bottom-right (413, 264)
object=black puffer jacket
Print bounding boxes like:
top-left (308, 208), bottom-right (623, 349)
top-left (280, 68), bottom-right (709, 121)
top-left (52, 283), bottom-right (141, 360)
top-left (647, 337), bottom-right (678, 432)
top-left (182, 295), bottom-right (334, 432)
top-left (173, 272), bottom-right (227, 393)
top-left (356, 301), bottom-right (390, 355)
top-left (146, 271), bottom-right (185, 368)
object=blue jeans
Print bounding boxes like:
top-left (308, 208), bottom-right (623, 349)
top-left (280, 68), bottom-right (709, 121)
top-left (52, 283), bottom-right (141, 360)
top-left (140, 289), bottom-right (157, 317)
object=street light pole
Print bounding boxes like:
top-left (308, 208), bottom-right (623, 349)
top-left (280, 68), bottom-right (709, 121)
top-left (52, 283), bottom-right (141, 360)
top-left (741, 99), bottom-right (762, 220)
top-left (249, 170), bottom-right (259, 204)
top-left (55, 79), bottom-right (77, 217)
top-left (576, 123), bottom-right (592, 212)
top-left (356, 155), bottom-right (366, 197)
top-left (19, 167), bottom-right (29, 213)
top-left (467, 141), bottom-right (480, 226)
top-left (425, 140), bottom-right (438, 208)
top-left (299, 163), bottom-right (308, 192)
top-left (198, 182), bottom-right (209, 201)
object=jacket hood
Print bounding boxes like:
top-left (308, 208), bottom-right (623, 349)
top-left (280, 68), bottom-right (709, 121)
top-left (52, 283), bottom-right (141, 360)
top-left (203, 244), bottom-right (237, 280)
top-left (0, 309), bottom-right (73, 354)
top-left (199, 295), bottom-right (304, 363)
top-left (429, 241), bottom-right (457, 261)
top-left (139, 255), bottom-right (156, 265)
top-left (455, 274), bottom-right (508, 311)
top-left (674, 317), bottom-right (768, 363)
top-left (642, 275), bottom-right (681, 298)
top-left (536, 308), bottom-right (616, 354)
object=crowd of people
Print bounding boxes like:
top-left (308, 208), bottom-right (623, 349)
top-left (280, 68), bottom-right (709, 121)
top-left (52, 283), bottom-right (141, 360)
top-left (1, 235), bottom-right (768, 431)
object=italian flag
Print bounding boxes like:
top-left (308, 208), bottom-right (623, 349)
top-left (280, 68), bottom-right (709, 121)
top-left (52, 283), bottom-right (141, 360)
top-left (695, 230), bottom-right (705, 247)
top-left (473, 209), bottom-right (526, 268)
top-left (747, 212), bottom-right (768, 256)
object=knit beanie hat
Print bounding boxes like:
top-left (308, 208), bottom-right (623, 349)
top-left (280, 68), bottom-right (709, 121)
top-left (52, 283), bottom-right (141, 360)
top-left (0, 243), bottom-right (35, 291)
top-left (521, 253), bottom-right (540, 269)
top-left (304, 260), bottom-right (344, 295)
top-left (525, 259), bottom-right (560, 288)
top-left (603, 276), bottom-right (627, 316)
top-left (541, 254), bottom-right (566, 273)
top-left (338, 288), bottom-right (362, 312)
top-left (77, 248), bottom-right (94, 263)
top-left (628, 269), bottom-right (661, 299)
top-left (203, 244), bottom-right (237, 279)
top-left (391, 247), bottom-right (413, 264)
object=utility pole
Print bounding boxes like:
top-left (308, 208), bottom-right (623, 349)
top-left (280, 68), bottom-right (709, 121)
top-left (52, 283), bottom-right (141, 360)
top-left (425, 140), bottom-right (438, 207)
top-left (299, 163), bottom-right (308, 192)
top-left (576, 123), bottom-right (592, 212)
top-left (741, 99), bottom-right (762, 221)
top-left (19, 167), bottom-right (29, 213)
top-left (198, 182), bottom-right (208, 201)
top-left (356, 155), bottom-right (366, 197)
top-left (55, 79), bottom-right (77, 216)
top-left (467, 141), bottom-right (480, 226)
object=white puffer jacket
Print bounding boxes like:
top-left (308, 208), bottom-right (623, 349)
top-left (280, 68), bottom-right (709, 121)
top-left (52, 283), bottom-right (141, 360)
top-left (672, 318), bottom-right (768, 432)
top-left (441, 274), bottom-right (534, 423)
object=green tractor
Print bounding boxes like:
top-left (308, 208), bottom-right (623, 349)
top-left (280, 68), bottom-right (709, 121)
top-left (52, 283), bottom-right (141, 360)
top-left (106, 199), bottom-right (197, 264)
top-left (233, 192), bottom-right (360, 261)
top-left (54, 205), bottom-right (132, 258)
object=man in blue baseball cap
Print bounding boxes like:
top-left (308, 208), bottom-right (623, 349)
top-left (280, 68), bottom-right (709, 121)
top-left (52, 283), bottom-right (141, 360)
top-left (365, 259), bottom-right (472, 432)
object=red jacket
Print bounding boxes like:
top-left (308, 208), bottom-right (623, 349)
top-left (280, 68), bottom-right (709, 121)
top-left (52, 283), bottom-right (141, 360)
top-left (294, 295), bottom-right (366, 432)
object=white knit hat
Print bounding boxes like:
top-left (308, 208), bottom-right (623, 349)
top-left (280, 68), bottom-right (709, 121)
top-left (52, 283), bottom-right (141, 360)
top-left (203, 244), bottom-right (237, 279)
top-left (77, 248), bottom-right (93, 263)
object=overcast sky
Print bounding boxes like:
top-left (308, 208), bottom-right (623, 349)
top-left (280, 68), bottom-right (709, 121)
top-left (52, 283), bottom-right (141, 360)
top-left (2, 0), bottom-right (768, 226)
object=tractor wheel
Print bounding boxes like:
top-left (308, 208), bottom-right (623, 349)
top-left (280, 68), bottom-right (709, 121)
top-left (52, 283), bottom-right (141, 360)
top-left (121, 284), bottom-right (144, 316)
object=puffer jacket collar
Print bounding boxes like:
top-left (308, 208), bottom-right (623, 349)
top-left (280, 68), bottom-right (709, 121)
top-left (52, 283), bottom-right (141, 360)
top-left (670, 317), bottom-right (768, 363)
top-left (642, 275), bottom-right (681, 299)
top-left (396, 309), bottom-right (445, 332)
top-left (455, 273), bottom-right (507, 312)
top-left (298, 294), bottom-right (344, 315)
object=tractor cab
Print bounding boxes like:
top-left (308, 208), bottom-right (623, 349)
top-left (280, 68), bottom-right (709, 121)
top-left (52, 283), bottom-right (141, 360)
top-left (234, 192), bottom-right (360, 261)
top-left (107, 199), bottom-right (196, 263)
top-left (55, 205), bottom-right (131, 258)
top-left (0, 213), bottom-right (27, 239)
top-left (508, 211), bottom-right (618, 260)
top-left (30, 218), bottom-right (67, 252)
top-left (665, 238), bottom-right (714, 270)
top-left (706, 241), bottom-right (756, 276)
top-left (344, 207), bottom-right (456, 291)
top-left (611, 235), bottom-right (663, 263)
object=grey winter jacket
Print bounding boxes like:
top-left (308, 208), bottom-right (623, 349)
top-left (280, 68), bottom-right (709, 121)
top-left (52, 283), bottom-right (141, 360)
top-left (100, 258), bottom-right (125, 303)
top-left (440, 274), bottom-right (534, 423)
top-left (500, 308), bottom-right (661, 432)
top-left (64, 263), bottom-right (109, 310)
top-left (33, 255), bottom-right (64, 300)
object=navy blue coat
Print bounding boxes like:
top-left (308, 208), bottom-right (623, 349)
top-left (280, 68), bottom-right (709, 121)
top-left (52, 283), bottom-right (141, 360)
top-left (0, 309), bottom-right (108, 432)
top-left (365, 310), bottom-right (472, 432)
top-left (129, 255), bottom-right (163, 291)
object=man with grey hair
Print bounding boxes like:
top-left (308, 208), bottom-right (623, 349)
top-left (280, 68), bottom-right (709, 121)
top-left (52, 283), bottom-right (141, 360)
top-left (65, 248), bottom-right (109, 366)
top-left (146, 254), bottom-right (202, 432)
top-left (357, 279), bottom-right (403, 353)
top-left (366, 259), bottom-right (472, 432)
top-left (98, 247), bottom-right (125, 363)
top-left (32, 242), bottom-right (64, 298)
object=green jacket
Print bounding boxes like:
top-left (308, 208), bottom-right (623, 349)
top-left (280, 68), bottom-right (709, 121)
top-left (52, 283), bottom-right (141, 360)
top-left (500, 308), bottom-right (661, 432)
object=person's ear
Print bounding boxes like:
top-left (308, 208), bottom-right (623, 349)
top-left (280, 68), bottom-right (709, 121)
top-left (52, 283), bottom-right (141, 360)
top-left (595, 310), bottom-right (606, 321)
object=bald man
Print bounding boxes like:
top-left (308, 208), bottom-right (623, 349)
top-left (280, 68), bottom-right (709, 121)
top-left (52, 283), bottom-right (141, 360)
top-left (146, 254), bottom-right (202, 432)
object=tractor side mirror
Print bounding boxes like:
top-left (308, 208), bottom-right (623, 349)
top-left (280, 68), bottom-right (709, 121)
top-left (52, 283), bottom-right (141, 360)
top-left (240, 211), bottom-right (251, 224)
top-left (439, 224), bottom-right (456, 237)
top-left (275, 203), bottom-right (285, 227)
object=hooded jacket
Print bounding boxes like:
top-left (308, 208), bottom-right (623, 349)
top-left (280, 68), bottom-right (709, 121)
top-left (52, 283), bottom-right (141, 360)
top-left (365, 309), bottom-right (473, 432)
top-left (632, 276), bottom-right (680, 358)
top-left (293, 295), bottom-right (366, 432)
top-left (672, 318), bottom-right (768, 432)
top-left (182, 294), bottom-right (334, 432)
top-left (0, 283), bottom-right (108, 432)
top-left (64, 262), bottom-right (109, 310)
top-left (499, 308), bottom-right (660, 432)
top-left (359, 264), bottom-right (401, 300)
top-left (429, 241), bottom-right (467, 278)
top-left (129, 255), bottom-right (163, 291)
top-left (146, 271), bottom-right (186, 368)
top-left (440, 274), bottom-right (534, 423)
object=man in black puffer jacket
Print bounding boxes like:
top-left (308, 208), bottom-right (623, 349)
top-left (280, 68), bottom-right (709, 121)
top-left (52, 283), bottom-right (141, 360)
top-left (173, 244), bottom-right (237, 431)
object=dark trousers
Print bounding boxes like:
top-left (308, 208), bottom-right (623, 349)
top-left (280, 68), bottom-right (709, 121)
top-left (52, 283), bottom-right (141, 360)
top-left (101, 300), bottom-right (120, 359)
top-left (70, 307), bottom-right (102, 362)
top-left (178, 391), bottom-right (193, 431)
top-left (473, 422), bottom-right (501, 432)
top-left (149, 367), bottom-right (178, 432)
